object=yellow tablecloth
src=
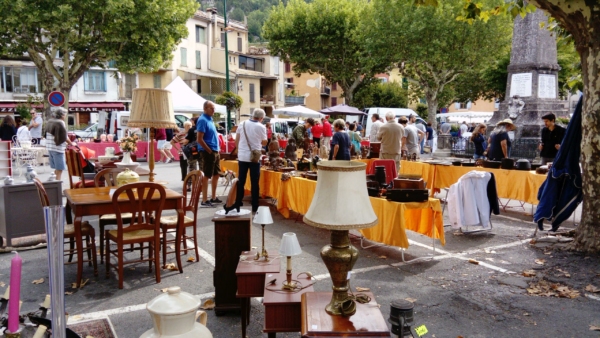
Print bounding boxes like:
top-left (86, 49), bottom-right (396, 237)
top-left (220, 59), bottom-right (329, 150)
top-left (360, 198), bottom-right (444, 249)
top-left (220, 160), bottom-right (282, 198)
top-left (400, 161), bottom-right (436, 189)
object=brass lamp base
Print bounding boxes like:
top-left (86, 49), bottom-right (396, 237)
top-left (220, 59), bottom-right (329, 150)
top-left (254, 224), bottom-right (269, 261)
top-left (320, 230), bottom-right (359, 316)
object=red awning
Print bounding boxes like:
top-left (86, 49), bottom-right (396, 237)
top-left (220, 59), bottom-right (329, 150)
top-left (0, 102), bottom-right (125, 113)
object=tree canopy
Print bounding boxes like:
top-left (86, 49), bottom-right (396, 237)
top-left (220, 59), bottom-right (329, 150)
top-left (363, 0), bottom-right (512, 126)
top-left (0, 0), bottom-right (197, 111)
top-left (353, 81), bottom-right (409, 110)
top-left (263, 0), bottom-right (391, 106)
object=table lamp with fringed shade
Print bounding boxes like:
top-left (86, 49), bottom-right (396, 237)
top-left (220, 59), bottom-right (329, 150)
top-left (128, 88), bottom-right (178, 182)
top-left (303, 161), bottom-right (378, 316)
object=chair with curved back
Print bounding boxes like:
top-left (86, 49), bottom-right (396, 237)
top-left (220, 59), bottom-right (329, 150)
top-left (94, 168), bottom-right (133, 264)
top-left (65, 148), bottom-right (95, 189)
top-left (106, 182), bottom-right (166, 289)
top-left (32, 178), bottom-right (98, 275)
top-left (159, 170), bottom-right (203, 266)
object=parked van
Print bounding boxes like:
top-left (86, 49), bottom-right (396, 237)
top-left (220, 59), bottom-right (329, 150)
top-left (107, 111), bottom-right (190, 139)
top-left (363, 107), bottom-right (426, 137)
top-left (262, 117), bottom-right (299, 139)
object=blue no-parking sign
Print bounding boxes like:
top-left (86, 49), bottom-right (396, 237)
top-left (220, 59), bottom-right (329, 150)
top-left (48, 91), bottom-right (65, 107)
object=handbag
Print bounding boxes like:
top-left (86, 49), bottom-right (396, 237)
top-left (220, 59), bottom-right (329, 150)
top-left (243, 121), bottom-right (261, 163)
top-left (182, 141), bottom-right (201, 160)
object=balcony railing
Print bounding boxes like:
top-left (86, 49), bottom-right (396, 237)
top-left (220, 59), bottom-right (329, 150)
top-left (320, 86), bottom-right (331, 96)
top-left (285, 96), bottom-right (305, 106)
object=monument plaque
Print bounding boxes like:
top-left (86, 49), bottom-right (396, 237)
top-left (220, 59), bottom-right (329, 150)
top-left (509, 73), bottom-right (533, 97)
top-left (538, 74), bottom-right (557, 99)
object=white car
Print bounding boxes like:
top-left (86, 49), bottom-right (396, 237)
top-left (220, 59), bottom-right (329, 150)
top-left (72, 123), bottom-right (98, 139)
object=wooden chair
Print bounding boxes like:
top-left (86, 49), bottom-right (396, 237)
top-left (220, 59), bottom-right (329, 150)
top-left (65, 148), bottom-right (95, 189)
top-left (106, 182), bottom-right (166, 289)
top-left (94, 168), bottom-right (133, 264)
top-left (159, 170), bottom-right (203, 266)
top-left (32, 178), bottom-right (98, 275)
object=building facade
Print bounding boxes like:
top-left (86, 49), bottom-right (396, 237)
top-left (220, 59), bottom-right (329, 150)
top-left (0, 60), bottom-right (131, 127)
top-left (283, 62), bottom-right (344, 112)
top-left (138, 9), bottom-right (285, 121)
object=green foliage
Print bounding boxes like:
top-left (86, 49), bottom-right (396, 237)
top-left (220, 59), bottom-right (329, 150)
top-left (0, 0), bottom-right (197, 109)
top-left (264, 0), bottom-right (391, 105)
top-left (15, 104), bottom-right (31, 120)
top-left (216, 91), bottom-right (243, 111)
top-left (557, 38), bottom-right (582, 98)
top-left (364, 0), bottom-right (512, 124)
top-left (353, 81), bottom-right (408, 110)
top-left (416, 103), bottom-right (428, 120)
top-left (556, 117), bottom-right (570, 126)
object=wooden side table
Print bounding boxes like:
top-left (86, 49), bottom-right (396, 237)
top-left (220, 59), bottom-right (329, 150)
top-left (236, 250), bottom-right (280, 338)
top-left (264, 272), bottom-right (314, 338)
top-left (212, 214), bottom-right (251, 315)
top-left (301, 292), bottom-right (391, 337)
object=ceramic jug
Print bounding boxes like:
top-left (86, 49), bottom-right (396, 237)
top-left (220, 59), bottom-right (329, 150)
top-left (25, 165), bottom-right (37, 183)
top-left (116, 169), bottom-right (139, 186)
top-left (140, 287), bottom-right (213, 338)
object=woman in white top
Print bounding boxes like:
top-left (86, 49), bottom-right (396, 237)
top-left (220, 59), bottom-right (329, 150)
top-left (227, 109), bottom-right (267, 214)
top-left (16, 120), bottom-right (31, 143)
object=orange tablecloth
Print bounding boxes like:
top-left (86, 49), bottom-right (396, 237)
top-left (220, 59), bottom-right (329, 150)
top-left (398, 161), bottom-right (547, 205)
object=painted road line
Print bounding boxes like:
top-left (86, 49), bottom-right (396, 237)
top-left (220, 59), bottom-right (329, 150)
top-left (69, 291), bottom-right (216, 323)
top-left (166, 233), bottom-right (216, 266)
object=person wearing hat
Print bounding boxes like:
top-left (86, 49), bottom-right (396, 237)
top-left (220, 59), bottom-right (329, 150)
top-left (485, 119), bottom-right (515, 161)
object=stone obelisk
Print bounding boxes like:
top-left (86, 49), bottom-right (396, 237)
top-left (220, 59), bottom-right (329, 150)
top-left (489, 8), bottom-right (567, 139)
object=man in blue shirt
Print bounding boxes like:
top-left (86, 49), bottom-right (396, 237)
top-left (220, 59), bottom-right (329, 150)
top-left (197, 101), bottom-right (222, 207)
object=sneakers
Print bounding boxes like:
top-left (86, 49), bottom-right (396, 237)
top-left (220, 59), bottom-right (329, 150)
top-left (210, 198), bottom-right (223, 204)
top-left (166, 158), bottom-right (173, 163)
top-left (200, 201), bottom-right (215, 208)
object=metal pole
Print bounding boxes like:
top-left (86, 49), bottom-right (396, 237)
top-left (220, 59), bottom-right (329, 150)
top-left (224, 0), bottom-right (231, 131)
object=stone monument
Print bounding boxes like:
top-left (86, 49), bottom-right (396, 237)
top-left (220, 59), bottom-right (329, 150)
top-left (488, 8), bottom-right (567, 139)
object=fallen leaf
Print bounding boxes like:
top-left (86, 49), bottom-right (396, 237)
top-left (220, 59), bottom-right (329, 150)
top-left (590, 325), bottom-right (600, 331)
top-left (378, 255), bottom-right (387, 259)
top-left (32, 278), bottom-right (45, 284)
top-left (523, 313), bottom-right (530, 316)
top-left (468, 259), bottom-right (479, 265)
top-left (200, 299), bottom-right (215, 310)
top-left (129, 267), bottom-right (135, 271)
top-left (534, 259), bottom-right (546, 265)
top-left (187, 257), bottom-right (195, 262)
top-left (65, 291), bottom-right (73, 295)
top-left (585, 285), bottom-right (600, 293)
top-left (522, 270), bottom-right (536, 277)
top-left (163, 263), bottom-right (178, 271)
top-left (453, 232), bottom-right (465, 236)
top-left (405, 297), bottom-right (417, 303)
top-left (356, 287), bottom-right (370, 292)
top-left (544, 252), bottom-right (552, 255)
top-left (0, 281), bottom-right (5, 287)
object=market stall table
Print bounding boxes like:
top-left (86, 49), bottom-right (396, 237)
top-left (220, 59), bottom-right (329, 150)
top-left (64, 186), bottom-right (185, 287)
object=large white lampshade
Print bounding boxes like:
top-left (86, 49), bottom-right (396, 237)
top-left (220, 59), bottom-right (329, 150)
top-left (303, 161), bottom-right (378, 230)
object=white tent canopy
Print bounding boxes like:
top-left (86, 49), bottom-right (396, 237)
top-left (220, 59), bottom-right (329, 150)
top-left (439, 111), bottom-right (493, 123)
top-left (273, 105), bottom-right (325, 119)
top-left (165, 76), bottom-right (227, 114)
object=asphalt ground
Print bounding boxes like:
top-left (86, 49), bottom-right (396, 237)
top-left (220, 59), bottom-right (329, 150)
top-left (1, 161), bottom-right (599, 338)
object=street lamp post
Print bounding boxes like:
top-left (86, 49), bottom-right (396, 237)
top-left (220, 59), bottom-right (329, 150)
top-left (223, 0), bottom-right (231, 131)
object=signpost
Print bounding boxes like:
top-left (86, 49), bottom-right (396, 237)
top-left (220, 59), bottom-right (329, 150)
top-left (48, 91), bottom-right (65, 107)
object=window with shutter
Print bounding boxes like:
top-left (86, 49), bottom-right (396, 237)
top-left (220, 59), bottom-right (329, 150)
top-left (274, 57), bottom-right (280, 75)
top-left (331, 97), bottom-right (338, 106)
top-left (285, 62), bottom-right (291, 72)
top-left (153, 75), bottom-right (161, 89)
top-left (221, 32), bottom-right (225, 48)
top-left (332, 82), bottom-right (337, 90)
top-left (180, 47), bottom-right (187, 67)
top-left (196, 51), bottom-right (201, 69)
top-left (238, 37), bottom-right (242, 52)
top-left (195, 26), bottom-right (206, 44)
top-left (249, 83), bottom-right (255, 103)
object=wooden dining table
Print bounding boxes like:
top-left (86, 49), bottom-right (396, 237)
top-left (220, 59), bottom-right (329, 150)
top-left (64, 186), bottom-right (185, 287)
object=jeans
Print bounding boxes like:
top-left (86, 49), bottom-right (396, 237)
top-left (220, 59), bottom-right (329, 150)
top-left (473, 154), bottom-right (486, 160)
top-left (236, 161), bottom-right (261, 212)
top-left (179, 154), bottom-right (187, 181)
top-left (420, 138), bottom-right (425, 154)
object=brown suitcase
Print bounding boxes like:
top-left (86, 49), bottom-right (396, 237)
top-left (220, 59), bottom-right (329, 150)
top-left (393, 178), bottom-right (426, 190)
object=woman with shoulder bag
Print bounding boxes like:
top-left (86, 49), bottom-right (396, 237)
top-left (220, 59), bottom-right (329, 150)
top-left (227, 109), bottom-right (268, 214)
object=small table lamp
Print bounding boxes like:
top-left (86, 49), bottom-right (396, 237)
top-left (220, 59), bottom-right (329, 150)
top-left (127, 88), bottom-right (178, 182)
top-left (303, 161), bottom-right (378, 316)
top-left (253, 206), bottom-right (274, 261)
top-left (279, 232), bottom-right (302, 289)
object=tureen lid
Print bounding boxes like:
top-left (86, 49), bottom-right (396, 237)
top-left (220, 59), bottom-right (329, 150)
top-left (147, 287), bottom-right (200, 315)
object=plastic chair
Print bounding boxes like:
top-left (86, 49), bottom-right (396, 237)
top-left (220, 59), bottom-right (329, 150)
top-left (106, 182), bottom-right (166, 289)
top-left (371, 159), bottom-right (398, 184)
top-left (33, 178), bottom-right (98, 275)
top-left (159, 170), bottom-right (203, 266)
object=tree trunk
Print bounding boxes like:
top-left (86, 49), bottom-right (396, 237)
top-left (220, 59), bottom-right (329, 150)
top-left (425, 93), bottom-right (438, 129)
top-left (573, 45), bottom-right (600, 253)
